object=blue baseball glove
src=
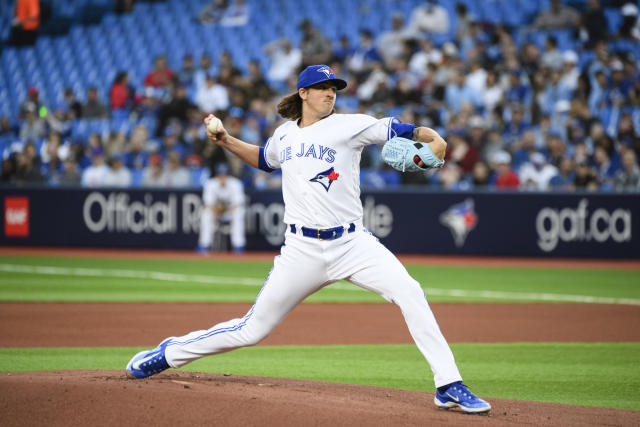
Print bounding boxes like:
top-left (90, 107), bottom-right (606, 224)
top-left (381, 137), bottom-right (445, 172)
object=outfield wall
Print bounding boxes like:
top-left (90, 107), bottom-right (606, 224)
top-left (1, 187), bottom-right (638, 259)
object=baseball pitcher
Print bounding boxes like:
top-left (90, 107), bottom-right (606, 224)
top-left (126, 65), bottom-right (491, 414)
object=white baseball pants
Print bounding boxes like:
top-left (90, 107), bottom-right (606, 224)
top-left (165, 226), bottom-right (463, 388)
top-left (198, 206), bottom-right (246, 250)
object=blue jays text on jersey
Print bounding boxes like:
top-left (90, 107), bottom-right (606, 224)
top-left (279, 143), bottom-right (337, 165)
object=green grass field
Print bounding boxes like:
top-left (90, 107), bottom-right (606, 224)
top-left (1, 254), bottom-right (639, 410)
top-left (1, 255), bottom-right (639, 303)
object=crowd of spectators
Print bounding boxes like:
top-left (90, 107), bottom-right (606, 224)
top-left (1, 0), bottom-right (639, 192)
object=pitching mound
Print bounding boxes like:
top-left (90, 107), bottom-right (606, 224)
top-left (1, 371), bottom-right (638, 427)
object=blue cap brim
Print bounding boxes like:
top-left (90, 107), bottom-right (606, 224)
top-left (301, 78), bottom-right (347, 90)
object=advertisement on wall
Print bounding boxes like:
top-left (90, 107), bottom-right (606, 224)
top-left (1, 188), bottom-right (638, 259)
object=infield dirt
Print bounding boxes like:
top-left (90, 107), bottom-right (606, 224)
top-left (1, 302), bottom-right (640, 426)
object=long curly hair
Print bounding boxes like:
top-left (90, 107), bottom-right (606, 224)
top-left (277, 92), bottom-right (302, 120)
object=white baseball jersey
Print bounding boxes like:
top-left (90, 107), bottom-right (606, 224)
top-left (202, 176), bottom-right (245, 208)
top-left (263, 114), bottom-right (395, 227)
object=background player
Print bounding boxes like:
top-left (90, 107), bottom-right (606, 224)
top-left (197, 163), bottom-right (246, 253)
top-left (126, 64), bottom-right (491, 414)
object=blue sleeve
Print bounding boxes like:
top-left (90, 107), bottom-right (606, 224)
top-left (258, 147), bottom-right (275, 173)
top-left (389, 118), bottom-right (415, 140)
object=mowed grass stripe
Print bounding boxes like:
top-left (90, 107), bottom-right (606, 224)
top-left (0, 343), bottom-right (638, 410)
top-left (1, 262), bottom-right (639, 305)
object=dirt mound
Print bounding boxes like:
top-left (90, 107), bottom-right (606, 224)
top-left (1, 371), bottom-right (638, 427)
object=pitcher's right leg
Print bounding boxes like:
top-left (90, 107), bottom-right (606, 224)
top-left (164, 238), bottom-right (327, 369)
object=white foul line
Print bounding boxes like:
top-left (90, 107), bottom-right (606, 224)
top-left (1, 263), bottom-right (639, 306)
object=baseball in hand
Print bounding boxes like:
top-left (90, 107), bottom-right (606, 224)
top-left (207, 116), bottom-right (223, 133)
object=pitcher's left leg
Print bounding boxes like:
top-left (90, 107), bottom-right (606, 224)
top-left (339, 233), bottom-right (462, 388)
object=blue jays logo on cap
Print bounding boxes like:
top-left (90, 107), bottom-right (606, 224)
top-left (439, 199), bottom-right (478, 247)
top-left (309, 167), bottom-right (340, 192)
top-left (297, 65), bottom-right (348, 90)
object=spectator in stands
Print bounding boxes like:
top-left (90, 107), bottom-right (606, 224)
top-left (580, 0), bottom-right (608, 48)
top-left (63, 88), bottom-right (82, 119)
top-left (619, 3), bottom-right (640, 40)
top-left (504, 70), bottom-right (531, 106)
top-left (194, 53), bottom-right (213, 91)
top-left (217, 50), bottom-right (243, 85)
top-left (142, 154), bottom-right (166, 187)
top-left (616, 111), bottom-right (640, 150)
top-left (592, 145), bottom-right (618, 189)
top-left (377, 13), bottom-right (410, 68)
top-left (195, 74), bottom-right (230, 114)
top-left (81, 87), bottom-right (108, 119)
top-left (438, 162), bottom-right (463, 189)
top-left (346, 29), bottom-right (383, 78)
top-left (198, 0), bottom-right (228, 24)
top-left (546, 131), bottom-right (569, 166)
top-left (408, 38), bottom-right (442, 80)
top-left (356, 62), bottom-right (391, 103)
top-left (40, 132), bottom-right (63, 181)
top-left (332, 35), bottom-right (354, 64)
top-left (588, 69), bottom-right (609, 113)
top-left (157, 84), bottom-right (196, 136)
top-left (124, 125), bottom-right (150, 171)
top-left (221, 0), bottom-right (249, 27)
top-left (469, 161), bottom-right (490, 188)
top-left (613, 148), bottom-right (640, 191)
top-left (454, 2), bottom-right (475, 43)
top-left (299, 19), bottom-right (333, 67)
top-left (574, 160), bottom-right (599, 190)
top-left (197, 163), bottom-right (246, 253)
top-left (608, 59), bottom-right (631, 107)
top-left (502, 105), bottom-right (530, 146)
top-left (159, 125), bottom-right (187, 159)
top-left (444, 70), bottom-right (482, 114)
top-left (244, 59), bottom-right (274, 101)
top-left (19, 87), bottom-right (41, 120)
top-left (110, 71), bottom-right (135, 111)
top-left (0, 153), bottom-right (17, 183)
top-left (103, 154), bottom-right (132, 187)
top-left (518, 152), bottom-right (558, 191)
top-left (520, 42), bottom-right (541, 79)
top-left (408, 0), bottom-right (450, 36)
top-left (58, 157), bottom-right (81, 186)
top-left (19, 104), bottom-right (44, 142)
top-left (446, 129), bottom-right (478, 174)
top-left (559, 50), bottom-right (580, 93)
top-left (389, 67), bottom-right (422, 106)
top-left (512, 130), bottom-right (539, 169)
top-left (541, 36), bottom-right (563, 71)
top-left (144, 55), bottom-right (175, 89)
top-left (177, 54), bottom-right (196, 89)
top-left (44, 107), bottom-right (72, 138)
top-left (490, 150), bottom-right (520, 189)
top-left (481, 71), bottom-right (503, 114)
top-left (13, 141), bottom-right (42, 184)
top-left (81, 146), bottom-right (109, 187)
top-left (549, 157), bottom-right (575, 190)
top-left (532, 0), bottom-right (580, 30)
top-left (10, 0), bottom-right (40, 47)
top-left (264, 39), bottom-right (302, 89)
top-left (163, 151), bottom-right (191, 187)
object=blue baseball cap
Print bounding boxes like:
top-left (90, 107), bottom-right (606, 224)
top-left (215, 163), bottom-right (229, 175)
top-left (297, 65), bottom-right (347, 90)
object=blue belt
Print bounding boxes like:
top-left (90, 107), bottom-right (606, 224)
top-left (290, 223), bottom-right (356, 240)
